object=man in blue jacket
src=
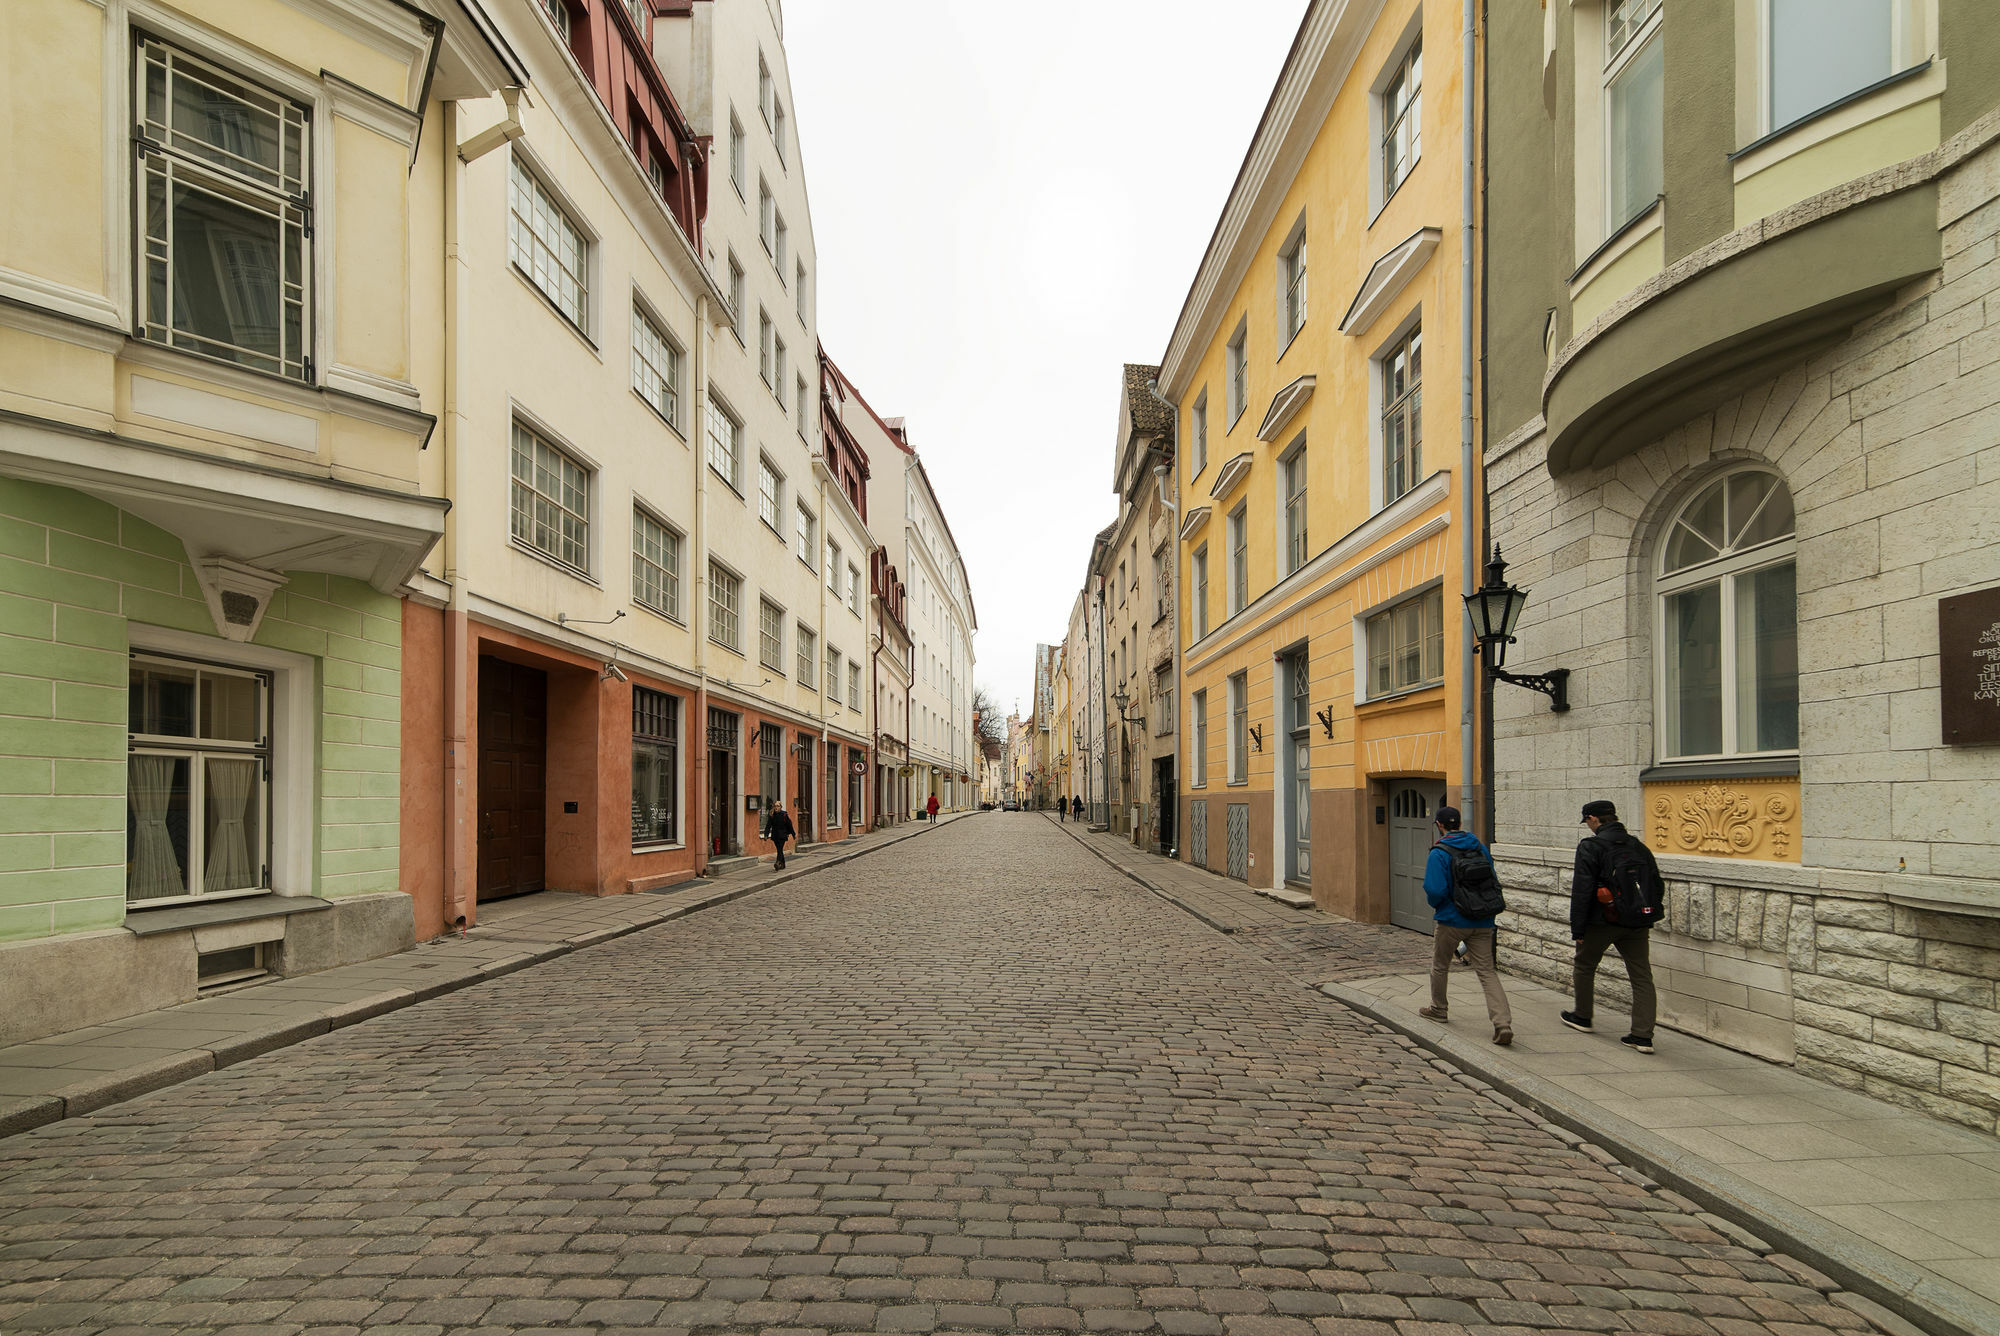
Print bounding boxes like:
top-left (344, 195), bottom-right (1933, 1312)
top-left (1416, 805), bottom-right (1513, 1046)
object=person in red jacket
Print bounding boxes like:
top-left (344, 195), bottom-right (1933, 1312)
top-left (926, 793), bottom-right (940, 822)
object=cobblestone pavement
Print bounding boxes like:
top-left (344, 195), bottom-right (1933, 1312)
top-left (1231, 922), bottom-right (1435, 985)
top-left (0, 813), bottom-right (1886, 1335)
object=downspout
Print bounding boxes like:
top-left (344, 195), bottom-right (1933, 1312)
top-left (1097, 579), bottom-right (1111, 829)
top-left (1478, 0), bottom-right (1497, 847)
top-left (442, 98), bottom-right (469, 935)
top-left (816, 466), bottom-right (831, 840)
top-left (1458, 0), bottom-right (1480, 832)
top-left (692, 294), bottom-right (711, 870)
top-left (869, 558), bottom-right (881, 828)
top-left (1146, 380), bottom-right (1182, 859)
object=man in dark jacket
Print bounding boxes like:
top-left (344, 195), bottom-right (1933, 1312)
top-left (1416, 806), bottom-right (1513, 1045)
top-left (766, 801), bottom-right (796, 869)
top-left (1564, 799), bottom-right (1662, 1053)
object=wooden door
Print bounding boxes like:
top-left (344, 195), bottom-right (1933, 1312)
top-left (477, 657), bottom-right (547, 902)
top-left (1388, 785), bottom-right (1435, 931)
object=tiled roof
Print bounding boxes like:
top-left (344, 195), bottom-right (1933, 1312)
top-left (1123, 363), bottom-right (1172, 438)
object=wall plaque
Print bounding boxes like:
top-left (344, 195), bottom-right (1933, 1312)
top-left (1940, 585), bottom-right (2000, 745)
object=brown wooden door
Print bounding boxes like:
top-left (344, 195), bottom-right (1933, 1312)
top-left (477, 657), bottom-right (547, 901)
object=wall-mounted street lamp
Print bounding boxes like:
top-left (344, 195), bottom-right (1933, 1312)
top-left (1111, 686), bottom-right (1145, 730)
top-left (1464, 543), bottom-right (1569, 712)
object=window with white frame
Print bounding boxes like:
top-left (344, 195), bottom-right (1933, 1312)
top-left (758, 309), bottom-right (773, 385)
top-left (511, 421), bottom-right (590, 573)
top-left (796, 262), bottom-right (808, 320)
top-left (1228, 672), bottom-right (1248, 784)
top-left (1194, 545), bottom-right (1210, 638)
top-left (775, 334), bottom-right (788, 397)
top-left (728, 111), bottom-right (746, 198)
top-left (632, 687), bottom-right (679, 846)
top-left (797, 374), bottom-right (810, 435)
top-left (1381, 324), bottom-right (1423, 506)
top-left (1226, 323), bottom-right (1248, 426)
top-left (774, 99), bottom-right (788, 164)
top-left (1382, 36), bottom-right (1423, 199)
top-left (509, 154), bottom-right (589, 330)
top-left (1278, 220), bottom-right (1308, 346)
top-left (631, 305), bottom-right (682, 428)
top-left (1153, 547), bottom-right (1172, 621)
top-left (1227, 505), bottom-right (1248, 615)
top-left (759, 180), bottom-right (776, 255)
top-left (706, 391), bottom-right (741, 491)
top-left (848, 563), bottom-right (862, 616)
top-left (849, 662), bottom-right (862, 711)
top-left (708, 561), bottom-right (741, 652)
top-left (727, 252), bottom-right (745, 327)
top-left (127, 654), bottom-right (272, 902)
top-left (539, 0), bottom-right (571, 39)
top-left (827, 646), bottom-right (842, 701)
top-left (1191, 689), bottom-right (1208, 786)
top-left (1605, 0), bottom-right (1664, 232)
top-left (1658, 469), bottom-right (1798, 759)
top-left (758, 53), bottom-right (774, 126)
top-left (135, 38), bottom-right (311, 381)
top-left (1191, 391), bottom-right (1208, 475)
top-left (1767, 0), bottom-right (1898, 130)
top-left (759, 597), bottom-right (785, 673)
top-left (1281, 443), bottom-right (1308, 576)
top-left (621, 0), bottom-right (647, 39)
top-left (1366, 586), bottom-right (1444, 698)
top-left (775, 211), bottom-right (789, 270)
top-left (758, 455), bottom-right (783, 531)
top-left (797, 623), bottom-right (817, 685)
top-left (632, 507), bottom-right (681, 620)
top-left (1154, 665), bottom-right (1174, 735)
top-left (828, 540), bottom-right (842, 592)
top-left (797, 502), bottom-right (817, 568)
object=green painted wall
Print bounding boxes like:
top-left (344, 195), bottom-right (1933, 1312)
top-left (1940, 0), bottom-right (2000, 139)
top-left (0, 478), bottom-right (402, 943)
top-left (1661, 0), bottom-right (1735, 262)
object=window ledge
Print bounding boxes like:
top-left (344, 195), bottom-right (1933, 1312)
top-left (511, 538), bottom-right (598, 586)
top-left (1732, 61), bottom-right (1939, 174)
top-left (633, 841), bottom-right (686, 854)
top-left (126, 892), bottom-right (329, 937)
top-left (632, 388), bottom-right (686, 441)
top-left (509, 264), bottom-right (600, 357)
top-left (1570, 197), bottom-right (1664, 289)
top-left (1639, 756), bottom-right (1800, 782)
top-left (1360, 682), bottom-right (1444, 710)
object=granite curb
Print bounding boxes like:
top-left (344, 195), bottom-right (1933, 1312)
top-left (0, 812), bottom-right (976, 1142)
top-left (1324, 979), bottom-right (2000, 1336)
top-left (1041, 812), bottom-right (1241, 934)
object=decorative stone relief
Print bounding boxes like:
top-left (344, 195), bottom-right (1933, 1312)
top-left (1643, 777), bottom-right (1801, 863)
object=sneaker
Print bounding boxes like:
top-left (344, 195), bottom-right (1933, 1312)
top-left (1560, 1011), bottom-right (1593, 1033)
top-left (1494, 1026), bottom-right (1514, 1047)
top-left (1620, 1034), bottom-right (1655, 1054)
top-left (1417, 1006), bottom-right (1448, 1022)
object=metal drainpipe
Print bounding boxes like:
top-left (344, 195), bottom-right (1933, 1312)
top-left (1097, 579), bottom-right (1111, 829)
top-left (816, 466), bottom-right (831, 840)
top-left (692, 294), bottom-right (711, 869)
top-left (441, 98), bottom-right (468, 936)
top-left (1458, 0), bottom-right (1480, 831)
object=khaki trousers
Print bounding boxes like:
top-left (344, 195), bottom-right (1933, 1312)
top-left (1430, 925), bottom-right (1512, 1028)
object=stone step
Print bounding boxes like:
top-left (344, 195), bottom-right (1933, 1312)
top-left (1258, 887), bottom-right (1316, 910)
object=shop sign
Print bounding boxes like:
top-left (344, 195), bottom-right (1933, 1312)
top-left (1940, 585), bottom-right (2000, 745)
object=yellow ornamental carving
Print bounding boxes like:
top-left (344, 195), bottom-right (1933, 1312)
top-left (1644, 777), bottom-right (1800, 863)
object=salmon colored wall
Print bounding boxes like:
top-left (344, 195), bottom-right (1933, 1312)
top-left (544, 663), bottom-right (601, 893)
top-left (399, 601), bottom-right (446, 941)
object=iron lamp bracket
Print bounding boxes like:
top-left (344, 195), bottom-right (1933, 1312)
top-left (1490, 665), bottom-right (1570, 713)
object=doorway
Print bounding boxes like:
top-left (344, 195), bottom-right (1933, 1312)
top-left (1282, 648), bottom-right (1311, 887)
top-left (1153, 757), bottom-right (1176, 857)
top-left (1387, 783), bottom-right (1438, 930)
top-left (757, 723), bottom-right (783, 838)
top-left (795, 730), bottom-right (816, 843)
top-left (476, 656), bottom-right (547, 902)
top-left (707, 708), bottom-right (739, 856)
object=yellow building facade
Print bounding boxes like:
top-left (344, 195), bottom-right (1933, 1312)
top-left (1159, 0), bottom-right (1479, 924)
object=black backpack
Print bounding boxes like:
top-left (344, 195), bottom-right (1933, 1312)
top-left (1438, 841), bottom-right (1506, 919)
top-left (1598, 833), bottom-right (1662, 928)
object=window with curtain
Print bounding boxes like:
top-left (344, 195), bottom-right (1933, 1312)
top-left (128, 656), bottom-right (270, 904)
top-left (1658, 469), bottom-right (1798, 759)
top-left (1605, 0), bottom-right (1665, 232)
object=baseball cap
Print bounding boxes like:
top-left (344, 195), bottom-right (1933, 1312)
top-left (1580, 799), bottom-right (1617, 823)
top-left (1434, 805), bottom-right (1462, 830)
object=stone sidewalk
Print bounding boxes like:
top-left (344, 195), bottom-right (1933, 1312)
top-left (0, 810), bottom-right (978, 1140)
top-left (1047, 813), bottom-right (2000, 1336)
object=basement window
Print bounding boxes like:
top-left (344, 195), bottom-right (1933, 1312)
top-left (197, 943), bottom-right (267, 991)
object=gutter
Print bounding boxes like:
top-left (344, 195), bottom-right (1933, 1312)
top-left (1458, 0), bottom-right (1479, 830)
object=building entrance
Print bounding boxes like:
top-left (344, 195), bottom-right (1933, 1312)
top-left (476, 656), bottom-right (547, 902)
top-left (707, 709), bottom-right (739, 856)
top-left (1387, 784), bottom-right (1440, 930)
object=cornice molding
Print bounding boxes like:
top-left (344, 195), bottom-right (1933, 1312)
top-left (1340, 226), bottom-right (1442, 334)
top-left (1256, 375), bottom-right (1316, 442)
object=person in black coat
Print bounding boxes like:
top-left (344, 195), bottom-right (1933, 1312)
top-left (766, 801), bottom-right (796, 869)
top-left (1564, 799), bottom-right (1664, 1052)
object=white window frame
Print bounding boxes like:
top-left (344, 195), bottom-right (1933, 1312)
top-left (1602, 0), bottom-right (1666, 236)
top-left (797, 373), bottom-right (811, 437)
top-left (728, 110), bottom-right (746, 199)
top-left (758, 308), bottom-right (773, 386)
top-left (1193, 545), bottom-right (1210, 640)
top-left (759, 178), bottom-right (776, 256)
top-left (1227, 672), bottom-right (1248, 786)
top-left (774, 98), bottom-right (788, 164)
top-left (508, 149), bottom-right (593, 335)
top-left (848, 563), bottom-right (862, 617)
top-left (708, 560), bottom-right (743, 654)
top-left (1191, 390), bottom-right (1208, 477)
top-left (510, 418), bottom-right (593, 576)
top-left (1360, 583), bottom-right (1446, 702)
top-left (1381, 34), bottom-right (1423, 203)
top-left (630, 299), bottom-right (683, 432)
top-left (1372, 315), bottom-right (1423, 513)
top-left (797, 623), bottom-right (818, 687)
top-left (1225, 320), bottom-right (1249, 427)
top-left (727, 251), bottom-right (745, 333)
top-left (1226, 505), bottom-right (1248, 616)
top-left (774, 333), bottom-right (788, 399)
top-left (1277, 215), bottom-right (1308, 350)
top-left (759, 596), bottom-right (787, 674)
top-left (796, 261), bottom-right (808, 321)
top-left (1280, 438), bottom-right (1308, 577)
top-left (1191, 689), bottom-right (1208, 788)
top-left (827, 646), bottom-right (843, 703)
top-left (706, 389), bottom-right (742, 493)
top-left (758, 52), bottom-right (774, 127)
top-left (797, 502), bottom-right (818, 570)
top-left (849, 661), bottom-right (863, 711)
top-left (632, 503), bottom-right (683, 622)
top-left (1653, 466), bottom-right (1800, 762)
top-left (758, 454), bottom-right (784, 534)
top-left (828, 540), bottom-right (842, 594)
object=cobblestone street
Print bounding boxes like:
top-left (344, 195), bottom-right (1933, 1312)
top-left (0, 815), bottom-right (1890, 1335)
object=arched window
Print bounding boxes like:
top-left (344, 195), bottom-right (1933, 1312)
top-left (1657, 469), bottom-right (1798, 760)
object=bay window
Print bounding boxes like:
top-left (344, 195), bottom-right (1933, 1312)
top-left (1605, 0), bottom-right (1665, 232)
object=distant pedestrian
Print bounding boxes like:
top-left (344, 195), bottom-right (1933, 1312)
top-left (1563, 799), bottom-right (1665, 1054)
top-left (1058, 794), bottom-right (1067, 822)
top-left (1071, 795), bottom-right (1084, 822)
top-left (926, 793), bottom-right (940, 822)
top-left (766, 801), bottom-right (796, 870)
top-left (1416, 806), bottom-right (1513, 1046)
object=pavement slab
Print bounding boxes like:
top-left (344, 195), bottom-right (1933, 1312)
top-left (0, 811), bottom-right (1940, 1335)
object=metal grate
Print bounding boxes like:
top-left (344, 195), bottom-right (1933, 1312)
top-left (1226, 803), bottom-right (1249, 881)
top-left (1191, 800), bottom-right (1208, 868)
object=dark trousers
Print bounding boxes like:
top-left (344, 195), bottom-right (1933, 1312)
top-left (1574, 924), bottom-right (1656, 1036)
top-left (773, 837), bottom-right (788, 868)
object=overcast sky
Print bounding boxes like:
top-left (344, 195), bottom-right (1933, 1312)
top-left (786, 1), bottom-right (1305, 721)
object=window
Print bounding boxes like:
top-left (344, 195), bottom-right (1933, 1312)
top-left (849, 662), bottom-right (863, 711)
top-left (1658, 470), bottom-right (1798, 759)
top-left (797, 623), bottom-right (817, 685)
top-left (1367, 587), bottom-right (1445, 698)
top-left (621, 0), bottom-right (647, 38)
top-left (1227, 506), bottom-right (1248, 615)
top-left (848, 564), bottom-right (862, 616)
top-left (759, 598), bottom-right (786, 672)
top-left (540, 0), bottom-right (570, 38)
top-left (632, 687), bottom-right (679, 846)
top-left (758, 53), bottom-right (774, 126)
top-left (797, 503), bottom-right (817, 568)
top-left (127, 655), bottom-right (272, 902)
top-left (708, 562), bottom-right (741, 652)
top-left (1279, 222), bottom-right (1308, 345)
top-left (775, 211), bottom-right (789, 269)
top-left (1194, 545), bottom-right (1210, 639)
top-left (631, 306), bottom-right (682, 428)
top-left (1155, 665), bottom-right (1174, 735)
top-left (759, 180), bottom-right (776, 255)
top-left (1228, 672), bottom-right (1248, 785)
top-left (796, 262), bottom-right (808, 321)
top-left (759, 309), bottom-right (773, 385)
top-left (774, 97), bottom-right (789, 162)
top-left (848, 746), bottom-right (863, 828)
top-left (1191, 690), bottom-right (1208, 787)
top-left (1226, 323), bottom-right (1248, 426)
top-left (632, 507), bottom-right (681, 620)
top-left (727, 252), bottom-right (745, 326)
top-left (827, 646), bottom-right (842, 701)
top-left (728, 111), bottom-right (746, 198)
top-left (136, 38), bottom-right (311, 380)
top-left (1281, 445), bottom-right (1309, 576)
top-left (1383, 37), bottom-right (1423, 199)
top-left (825, 739), bottom-right (840, 827)
top-left (1118, 560), bottom-right (1128, 608)
top-left (1154, 547), bottom-right (1172, 621)
top-left (797, 374), bottom-right (811, 435)
top-left (1605, 0), bottom-right (1664, 232)
top-left (751, 460), bottom-right (781, 536)
top-left (509, 155), bottom-right (589, 329)
top-left (775, 334), bottom-right (788, 397)
top-left (1191, 392), bottom-right (1208, 475)
top-left (828, 541), bottom-right (842, 593)
top-left (1381, 325), bottom-right (1422, 506)
top-left (706, 391), bottom-right (741, 490)
top-left (1768, 0), bottom-right (1896, 130)
top-left (511, 422), bottom-right (590, 572)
